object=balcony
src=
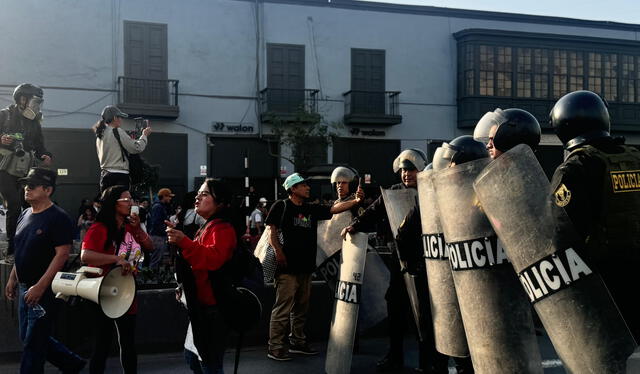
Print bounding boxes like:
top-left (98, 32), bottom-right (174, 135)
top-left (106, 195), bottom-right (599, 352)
top-left (259, 88), bottom-right (320, 123)
top-left (343, 90), bottom-right (402, 126)
top-left (117, 76), bottom-right (180, 119)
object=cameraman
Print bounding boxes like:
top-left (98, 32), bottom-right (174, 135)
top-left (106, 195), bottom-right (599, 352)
top-left (0, 83), bottom-right (52, 263)
top-left (93, 105), bottom-right (151, 192)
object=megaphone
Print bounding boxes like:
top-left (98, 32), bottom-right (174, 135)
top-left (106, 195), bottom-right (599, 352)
top-left (51, 266), bottom-right (136, 319)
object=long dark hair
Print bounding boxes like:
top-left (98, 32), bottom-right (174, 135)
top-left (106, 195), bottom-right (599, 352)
top-left (96, 185), bottom-right (129, 252)
top-left (92, 116), bottom-right (115, 139)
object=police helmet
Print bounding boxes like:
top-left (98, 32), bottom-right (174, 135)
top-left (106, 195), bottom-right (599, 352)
top-left (474, 108), bottom-right (541, 152)
top-left (550, 90), bottom-right (610, 150)
top-left (330, 166), bottom-right (358, 184)
top-left (431, 147), bottom-right (449, 171)
top-left (438, 135), bottom-right (489, 166)
top-left (13, 83), bottom-right (43, 103)
top-left (392, 148), bottom-right (428, 173)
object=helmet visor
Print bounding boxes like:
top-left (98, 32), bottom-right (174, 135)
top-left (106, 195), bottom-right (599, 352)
top-left (473, 109), bottom-right (506, 144)
top-left (432, 146), bottom-right (450, 171)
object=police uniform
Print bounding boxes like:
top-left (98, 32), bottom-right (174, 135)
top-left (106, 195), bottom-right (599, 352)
top-left (351, 183), bottom-right (454, 373)
top-left (551, 136), bottom-right (640, 341)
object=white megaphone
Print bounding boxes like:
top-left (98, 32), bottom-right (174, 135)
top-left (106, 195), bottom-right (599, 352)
top-left (51, 266), bottom-right (136, 319)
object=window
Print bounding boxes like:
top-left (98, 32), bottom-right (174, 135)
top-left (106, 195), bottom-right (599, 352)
top-left (496, 47), bottom-right (512, 96)
top-left (621, 55), bottom-right (637, 103)
top-left (458, 37), bottom-right (640, 103)
top-left (533, 49), bottom-right (549, 98)
top-left (517, 48), bottom-right (532, 98)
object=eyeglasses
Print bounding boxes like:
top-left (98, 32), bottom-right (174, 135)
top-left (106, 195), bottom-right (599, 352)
top-left (117, 198), bottom-right (133, 203)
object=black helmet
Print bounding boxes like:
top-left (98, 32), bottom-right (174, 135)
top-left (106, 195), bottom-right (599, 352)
top-left (13, 83), bottom-right (43, 103)
top-left (439, 135), bottom-right (489, 166)
top-left (550, 90), bottom-right (610, 150)
top-left (474, 108), bottom-right (541, 152)
top-left (393, 148), bottom-right (428, 172)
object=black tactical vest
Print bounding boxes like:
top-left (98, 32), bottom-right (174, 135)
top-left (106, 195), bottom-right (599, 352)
top-left (568, 144), bottom-right (640, 262)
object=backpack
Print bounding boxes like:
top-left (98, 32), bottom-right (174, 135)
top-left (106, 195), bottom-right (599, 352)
top-left (111, 128), bottom-right (149, 185)
top-left (211, 234), bottom-right (265, 333)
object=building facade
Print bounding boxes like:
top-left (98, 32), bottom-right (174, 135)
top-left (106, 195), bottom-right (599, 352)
top-left (1, 0), bottom-right (640, 213)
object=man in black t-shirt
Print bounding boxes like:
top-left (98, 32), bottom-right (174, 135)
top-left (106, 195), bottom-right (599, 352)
top-left (266, 173), bottom-right (363, 361)
top-left (4, 167), bottom-right (85, 373)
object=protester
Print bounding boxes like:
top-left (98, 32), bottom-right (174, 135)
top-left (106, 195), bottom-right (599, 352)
top-left (266, 173), bottom-right (363, 361)
top-left (93, 105), bottom-right (151, 192)
top-left (167, 178), bottom-right (237, 373)
top-left (81, 185), bottom-right (153, 374)
top-left (148, 187), bottom-right (175, 273)
top-left (77, 207), bottom-right (96, 243)
top-left (4, 167), bottom-right (86, 373)
top-left (0, 84), bottom-right (53, 263)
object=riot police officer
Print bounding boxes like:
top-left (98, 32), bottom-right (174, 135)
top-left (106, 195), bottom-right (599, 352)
top-left (473, 108), bottom-right (541, 159)
top-left (550, 90), bottom-right (640, 341)
top-left (0, 84), bottom-right (52, 262)
top-left (342, 149), bottom-right (452, 373)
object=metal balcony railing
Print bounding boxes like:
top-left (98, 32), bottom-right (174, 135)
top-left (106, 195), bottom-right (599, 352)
top-left (260, 88), bottom-right (319, 115)
top-left (343, 90), bottom-right (401, 116)
top-left (117, 76), bottom-right (179, 106)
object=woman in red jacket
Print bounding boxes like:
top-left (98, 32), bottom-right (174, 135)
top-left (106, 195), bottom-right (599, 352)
top-left (81, 185), bottom-right (153, 374)
top-left (167, 178), bottom-right (236, 374)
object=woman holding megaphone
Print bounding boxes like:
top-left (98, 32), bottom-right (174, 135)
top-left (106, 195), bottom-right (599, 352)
top-left (80, 185), bottom-right (153, 374)
top-left (167, 178), bottom-right (237, 374)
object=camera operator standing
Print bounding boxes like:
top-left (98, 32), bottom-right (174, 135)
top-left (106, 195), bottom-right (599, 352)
top-left (0, 83), bottom-right (52, 263)
top-left (93, 105), bottom-right (151, 192)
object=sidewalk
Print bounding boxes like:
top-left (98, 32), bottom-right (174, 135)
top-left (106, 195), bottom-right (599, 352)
top-left (0, 335), bottom-right (566, 374)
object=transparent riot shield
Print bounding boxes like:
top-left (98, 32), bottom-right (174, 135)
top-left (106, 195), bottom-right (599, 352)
top-left (433, 157), bottom-right (542, 374)
top-left (473, 144), bottom-right (636, 373)
top-left (417, 169), bottom-right (469, 358)
top-left (326, 232), bottom-right (369, 374)
top-left (358, 248), bottom-right (389, 332)
top-left (380, 187), bottom-right (423, 341)
top-left (316, 210), bottom-right (354, 292)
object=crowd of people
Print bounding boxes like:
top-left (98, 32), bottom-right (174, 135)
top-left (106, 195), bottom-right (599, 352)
top-left (2, 82), bottom-right (640, 374)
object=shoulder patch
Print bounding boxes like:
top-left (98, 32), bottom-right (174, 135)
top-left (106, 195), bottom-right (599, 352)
top-left (554, 183), bottom-right (572, 207)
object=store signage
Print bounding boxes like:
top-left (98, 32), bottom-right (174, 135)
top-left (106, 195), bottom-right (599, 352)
top-left (212, 122), bottom-right (254, 133)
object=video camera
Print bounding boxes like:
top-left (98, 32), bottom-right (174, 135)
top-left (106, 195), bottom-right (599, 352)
top-left (5, 132), bottom-right (25, 157)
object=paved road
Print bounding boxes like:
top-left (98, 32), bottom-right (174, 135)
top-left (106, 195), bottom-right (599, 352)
top-left (0, 335), bottom-right (566, 373)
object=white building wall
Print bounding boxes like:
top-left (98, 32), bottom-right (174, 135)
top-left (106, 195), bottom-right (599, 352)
top-left (1, 0), bottom-right (639, 184)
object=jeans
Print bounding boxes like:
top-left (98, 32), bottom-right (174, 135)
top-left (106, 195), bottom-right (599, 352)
top-left (268, 273), bottom-right (312, 350)
top-left (18, 284), bottom-right (85, 374)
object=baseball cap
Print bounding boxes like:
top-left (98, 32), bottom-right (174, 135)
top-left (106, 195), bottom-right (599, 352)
top-left (259, 197), bottom-right (267, 203)
top-left (19, 167), bottom-right (57, 187)
top-left (101, 105), bottom-right (129, 122)
top-left (282, 173), bottom-right (307, 190)
top-left (157, 188), bottom-right (175, 198)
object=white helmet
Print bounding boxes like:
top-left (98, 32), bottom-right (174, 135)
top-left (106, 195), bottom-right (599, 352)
top-left (392, 149), bottom-right (428, 173)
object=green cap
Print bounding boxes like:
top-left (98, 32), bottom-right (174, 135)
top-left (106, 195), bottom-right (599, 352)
top-left (283, 173), bottom-right (306, 190)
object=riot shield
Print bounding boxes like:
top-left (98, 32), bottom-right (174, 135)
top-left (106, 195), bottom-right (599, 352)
top-left (417, 169), bottom-right (469, 358)
top-left (380, 187), bottom-right (423, 341)
top-left (358, 248), bottom-right (389, 332)
top-left (433, 157), bottom-right (542, 374)
top-left (326, 232), bottom-right (369, 374)
top-left (316, 210), bottom-right (354, 292)
top-left (474, 144), bottom-right (636, 373)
